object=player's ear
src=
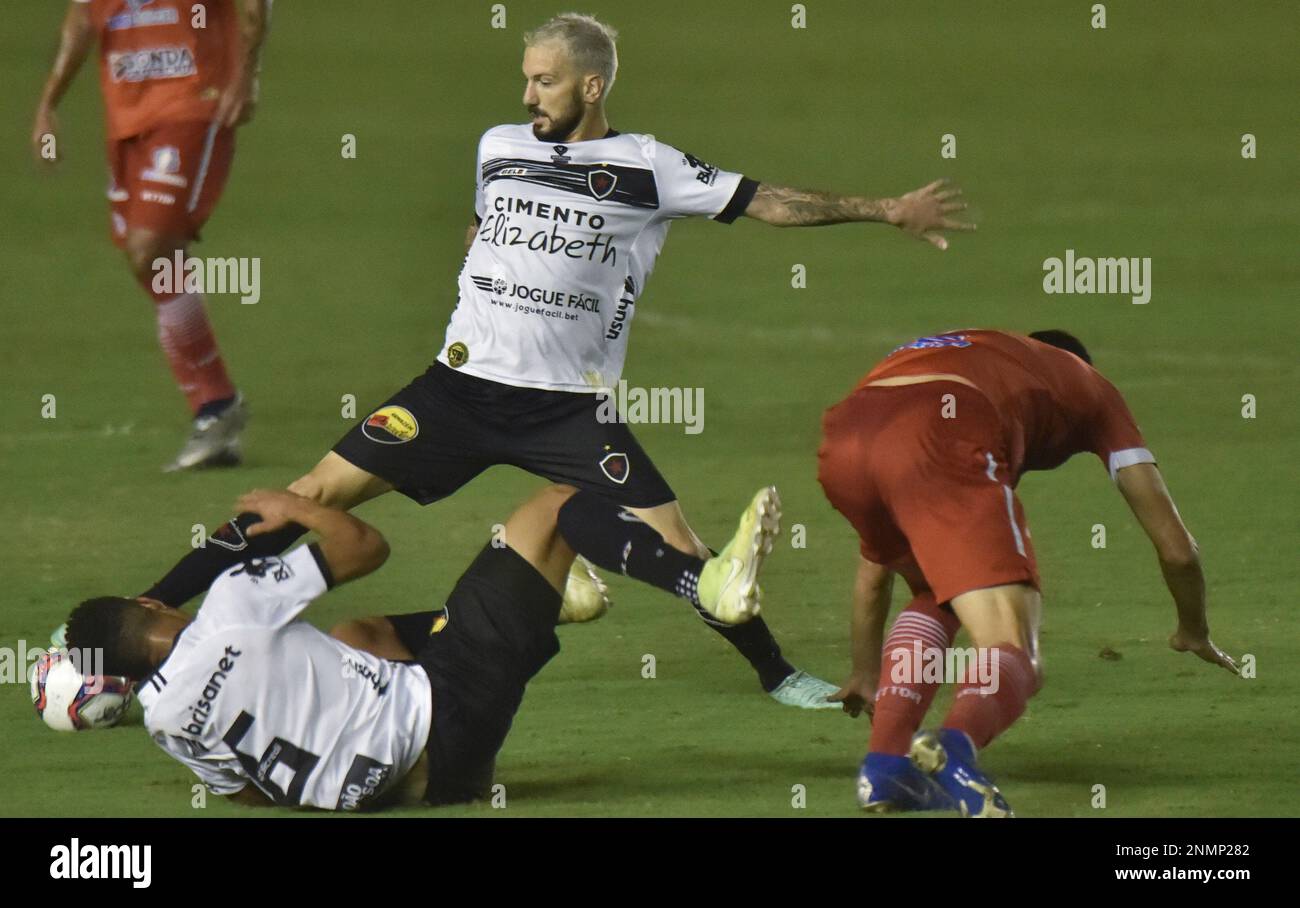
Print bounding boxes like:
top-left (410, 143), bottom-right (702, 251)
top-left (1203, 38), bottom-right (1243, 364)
top-left (583, 73), bottom-right (604, 104)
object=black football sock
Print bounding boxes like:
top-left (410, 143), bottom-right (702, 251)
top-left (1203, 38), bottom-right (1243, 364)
top-left (556, 492), bottom-right (796, 691)
top-left (556, 491), bottom-right (705, 601)
top-left (691, 607), bottom-right (796, 692)
top-left (140, 513), bottom-right (307, 606)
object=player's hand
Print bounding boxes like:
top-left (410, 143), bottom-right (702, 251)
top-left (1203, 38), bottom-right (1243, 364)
top-left (887, 179), bottom-right (975, 251)
top-left (828, 672), bottom-right (877, 718)
top-left (236, 489), bottom-right (309, 536)
top-left (31, 105), bottom-right (60, 166)
top-left (217, 70), bottom-right (259, 128)
top-left (1169, 626), bottom-right (1239, 675)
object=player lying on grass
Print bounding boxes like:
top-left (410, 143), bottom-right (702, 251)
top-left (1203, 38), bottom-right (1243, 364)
top-left (63, 485), bottom-right (779, 809)
top-left (33, 0), bottom-right (271, 471)
top-left (122, 13), bottom-right (973, 710)
top-left (817, 329), bottom-right (1239, 817)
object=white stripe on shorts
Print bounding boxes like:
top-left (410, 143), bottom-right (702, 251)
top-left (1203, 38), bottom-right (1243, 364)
top-left (187, 120), bottom-right (220, 213)
top-left (985, 452), bottom-right (1027, 557)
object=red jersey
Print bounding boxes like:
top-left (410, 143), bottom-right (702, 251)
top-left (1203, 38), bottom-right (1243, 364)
top-left (80, 0), bottom-right (242, 140)
top-left (861, 330), bottom-right (1154, 481)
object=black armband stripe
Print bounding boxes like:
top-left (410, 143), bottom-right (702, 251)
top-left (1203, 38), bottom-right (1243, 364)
top-left (308, 543), bottom-right (336, 590)
top-left (715, 176), bottom-right (759, 224)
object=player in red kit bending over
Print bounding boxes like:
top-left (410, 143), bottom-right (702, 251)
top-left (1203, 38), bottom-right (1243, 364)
top-left (33, 0), bottom-right (271, 470)
top-left (818, 329), bottom-right (1239, 816)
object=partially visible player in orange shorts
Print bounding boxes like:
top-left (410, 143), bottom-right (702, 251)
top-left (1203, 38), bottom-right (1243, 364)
top-left (32, 0), bottom-right (271, 470)
top-left (817, 329), bottom-right (1239, 816)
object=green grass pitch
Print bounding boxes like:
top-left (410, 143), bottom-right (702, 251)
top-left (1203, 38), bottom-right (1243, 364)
top-left (0, 0), bottom-right (1295, 817)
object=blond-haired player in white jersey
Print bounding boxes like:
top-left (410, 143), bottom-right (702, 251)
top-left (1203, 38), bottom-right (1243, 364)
top-left (131, 14), bottom-right (973, 712)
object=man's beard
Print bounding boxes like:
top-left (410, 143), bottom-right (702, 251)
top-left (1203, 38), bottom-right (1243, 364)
top-left (529, 102), bottom-right (584, 142)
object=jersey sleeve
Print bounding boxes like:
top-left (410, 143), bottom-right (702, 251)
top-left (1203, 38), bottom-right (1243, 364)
top-left (473, 129), bottom-right (490, 224)
top-left (1088, 377), bottom-right (1156, 480)
top-left (152, 734), bottom-right (247, 796)
top-left (194, 544), bottom-right (333, 631)
top-left (650, 140), bottom-right (758, 223)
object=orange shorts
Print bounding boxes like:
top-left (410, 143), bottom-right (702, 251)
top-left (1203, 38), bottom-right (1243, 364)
top-left (817, 381), bottom-right (1040, 605)
top-left (106, 120), bottom-right (235, 248)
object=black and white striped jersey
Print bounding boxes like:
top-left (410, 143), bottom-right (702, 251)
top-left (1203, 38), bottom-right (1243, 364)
top-left (438, 123), bottom-right (756, 392)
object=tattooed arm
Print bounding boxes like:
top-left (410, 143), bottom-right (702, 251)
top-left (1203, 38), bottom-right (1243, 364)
top-left (743, 178), bottom-right (975, 250)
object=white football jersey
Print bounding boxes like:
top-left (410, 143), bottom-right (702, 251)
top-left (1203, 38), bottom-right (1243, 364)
top-left (438, 124), bottom-right (756, 391)
top-left (136, 546), bottom-right (433, 811)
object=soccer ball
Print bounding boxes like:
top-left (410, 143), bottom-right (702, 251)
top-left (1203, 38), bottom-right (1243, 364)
top-left (30, 650), bottom-right (134, 732)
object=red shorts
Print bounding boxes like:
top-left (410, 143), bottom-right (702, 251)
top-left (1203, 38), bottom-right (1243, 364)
top-left (106, 121), bottom-right (235, 248)
top-left (817, 381), bottom-right (1040, 605)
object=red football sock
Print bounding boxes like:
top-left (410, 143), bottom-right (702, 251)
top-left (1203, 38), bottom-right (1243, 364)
top-left (869, 596), bottom-right (962, 756)
top-left (153, 291), bottom-right (235, 415)
top-left (941, 642), bottom-right (1036, 749)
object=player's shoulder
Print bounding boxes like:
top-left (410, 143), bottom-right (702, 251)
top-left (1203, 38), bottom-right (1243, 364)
top-left (481, 123), bottom-right (532, 143)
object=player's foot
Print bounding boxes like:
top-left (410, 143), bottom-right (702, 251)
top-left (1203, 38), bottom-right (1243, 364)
top-left (697, 486), bottom-right (780, 624)
top-left (558, 556), bottom-right (611, 624)
top-left (164, 393), bottom-right (247, 472)
top-left (857, 752), bottom-right (958, 813)
top-left (768, 669), bottom-right (841, 710)
top-left (908, 728), bottom-right (1014, 818)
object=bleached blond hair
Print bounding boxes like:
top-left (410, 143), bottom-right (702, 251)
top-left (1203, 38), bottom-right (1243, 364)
top-left (525, 13), bottom-right (619, 98)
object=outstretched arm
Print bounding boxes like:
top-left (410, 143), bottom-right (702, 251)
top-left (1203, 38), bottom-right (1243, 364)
top-left (235, 489), bottom-right (389, 586)
top-left (830, 555), bottom-right (895, 716)
top-left (1115, 463), bottom-right (1237, 674)
top-left (31, 0), bottom-right (95, 164)
top-left (216, 0), bottom-right (273, 127)
top-left (742, 178), bottom-right (974, 250)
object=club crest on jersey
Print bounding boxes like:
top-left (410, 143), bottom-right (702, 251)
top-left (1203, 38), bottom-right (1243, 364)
top-left (446, 342), bottom-right (470, 368)
top-left (599, 452), bottom-right (630, 484)
top-left (588, 169), bottom-right (618, 200)
top-left (362, 405), bottom-right (419, 444)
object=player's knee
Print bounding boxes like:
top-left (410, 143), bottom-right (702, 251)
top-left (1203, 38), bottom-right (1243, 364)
top-left (553, 485), bottom-right (587, 535)
top-left (540, 484), bottom-right (578, 521)
top-left (123, 231), bottom-right (182, 283)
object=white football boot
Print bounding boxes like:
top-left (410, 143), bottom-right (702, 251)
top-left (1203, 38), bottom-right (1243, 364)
top-left (696, 486), bottom-right (781, 624)
top-left (164, 393), bottom-right (248, 472)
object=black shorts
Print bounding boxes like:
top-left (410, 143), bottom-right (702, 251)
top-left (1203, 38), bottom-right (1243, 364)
top-left (332, 362), bottom-right (676, 508)
top-left (386, 543), bottom-right (562, 805)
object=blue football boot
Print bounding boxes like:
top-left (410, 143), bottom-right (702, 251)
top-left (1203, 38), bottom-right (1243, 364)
top-left (857, 752), bottom-right (958, 813)
top-left (909, 728), bottom-right (1014, 818)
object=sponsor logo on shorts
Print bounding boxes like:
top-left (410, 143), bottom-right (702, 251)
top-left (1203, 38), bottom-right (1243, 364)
top-left (141, 146), bottom-right (188, 188)
top-left (362, 405), bottom-right (420, 444)
top-left (599, 451), bottom-right (630, 485)
top-left (446, 342), bottom-right (470, 368)
top-left (588, 169), bottom-right (618, 200)
top-left (139, 189), bottom-right (176, 205)
top-left (109, 46), bottom-right (197, 83)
